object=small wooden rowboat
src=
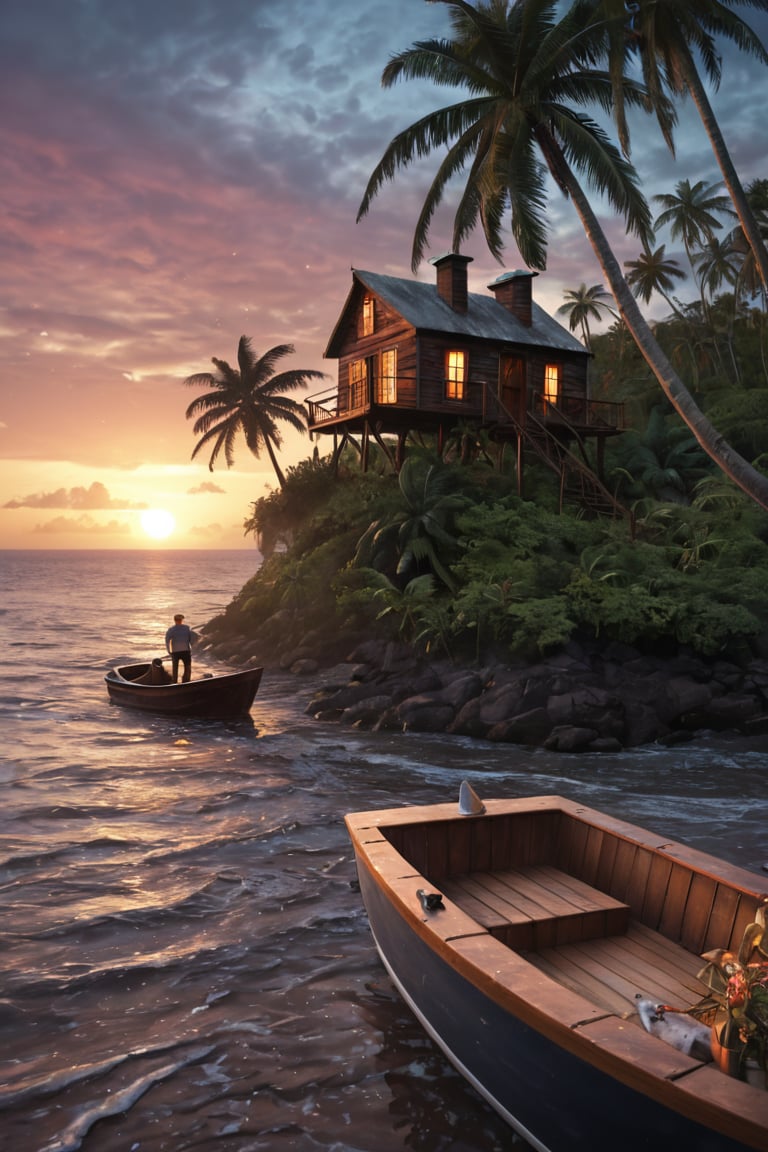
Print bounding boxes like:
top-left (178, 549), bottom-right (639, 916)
top-left (105, 661), bottom-right (262, 717)
top-left (345, 790), bottom-right (768, 1152)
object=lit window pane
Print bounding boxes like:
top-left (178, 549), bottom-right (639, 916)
top-left (363, 297), bottom-right (374, 336)
top-left (378, 349), bottom-right (397, 403)
top-left (446, 350), bottom-right (466, 400)
top-left (544, 364), bottom-right (560, 406)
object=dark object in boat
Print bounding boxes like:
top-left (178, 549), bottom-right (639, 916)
top-left (345, 789), bottom-right (768, 1152)
top-left (105, 661), bottom-right (262, 717)
top-left (417, 889), bottom-right (445, 913)
top-left (134, 657), bottom-right (173, 684)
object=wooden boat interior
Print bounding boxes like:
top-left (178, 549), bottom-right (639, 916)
top-left (368, 795), bottom-right (767, 1036)
top-left (115, 662), bottom-right (215, 685)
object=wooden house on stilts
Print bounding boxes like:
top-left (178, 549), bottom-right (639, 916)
top-left (307, 253), bottom-right (631, 527)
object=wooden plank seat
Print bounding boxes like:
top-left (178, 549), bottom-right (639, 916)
top-left (528, 921), bottom-right (710, 1023)
top-left (439, 864), bottom-right (630, 950)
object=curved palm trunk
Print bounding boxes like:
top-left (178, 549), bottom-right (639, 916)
top-left (561, 169), bottom-right (768, 512)
top-left (681, 47), bottom-right (768, 296)
top-left (264, 434), bottom-right (287, 489)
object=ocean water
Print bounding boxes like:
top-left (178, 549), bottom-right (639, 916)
top-left (0, 549), bottom-right (766, 1152)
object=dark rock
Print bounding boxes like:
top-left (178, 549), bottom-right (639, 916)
top-left (306, 680), bottom-right (390, 714)
top-left (343, 695), bottom-right (395, 727)
top-left (388, 669), bottom-right (443, 699)
top-left (692, 695), bottom-right (763, 727)
top-left (660, 677), bottom-right (713, 723)
top-left (588, 736), bottom-right (624, 753)
top-left (207, 600), bottom-right (768, 751)
top-left (657, 729), bottom-right (695, 747)
top-left (622, 702), bottom-right (668, 747)
top-left (486, 708), bottom-right (552, 745)
top-left (544, 726), bottom-right (599, 753)
top-left (546, 686), bottom-right (617, 727)
top-left (434, 671), bottom-right (485, 710)
top-left (447, 695), bottom-right (492, 738)
top-left (397, 696), bottom-right (456, 732)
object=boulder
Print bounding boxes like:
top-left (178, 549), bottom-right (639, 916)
top-left (689, 694), bottom-right (763, 728)
top-left (660, 676), bottom-right (713, 723)
top-left (588, 736), bottom-right (624, 753)
top-left (434, 671), bottom-right (485, 710)
top-left (306, 680), bottom-right (391, 715)
top-left (544, 726), bottom-right (599, 753)
top-left (622, 701), bottom-right (668, 747)
top-left (342, 695), bottom-right (395, 728)
top-left (396, 696), bottom-right (456, 732)
top-left (486, 708), bottom-right (552, 745)
top-left (476, 681), bottom-right (526, 726)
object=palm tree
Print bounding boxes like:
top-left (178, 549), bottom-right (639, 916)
top-left (693, 236), bottom-right (745, 382)
top-left (730, 178), bottom-right (768, 303)
top-left (589, 0), bottom-right (768, 294)
top-left (692, 235), bottom-right (740, 304)
top-left (623, 245), bottom-right (687, 317)
top-left (357, 0), bottom-right (768, 511)
top-left (653, 178), bottom-right (731, 282)
top-left (182, 338), bottom-right (326, 488)
top-left (557, 283), bottom-right (617, 347)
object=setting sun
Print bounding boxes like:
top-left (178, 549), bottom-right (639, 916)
top-left (140, 508), bottom-right (176, 540)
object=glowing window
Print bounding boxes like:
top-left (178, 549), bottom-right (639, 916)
top-left (378, 349), bottom-right (397, 404)
top-left (362, 296), bottom-right (374, 336)
top-left (544, 363), bottom-right (560, 407)
top-left (445, 350), bottom-right (467, 400)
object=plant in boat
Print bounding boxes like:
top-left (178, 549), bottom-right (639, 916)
top-left (698, 902), bottom-right (768, 1084)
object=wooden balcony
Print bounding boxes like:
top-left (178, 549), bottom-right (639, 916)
top-left (306, 382), bottom-right (624, 438)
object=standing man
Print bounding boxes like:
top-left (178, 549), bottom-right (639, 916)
top-left (165, 614), bottom-right (199, 683)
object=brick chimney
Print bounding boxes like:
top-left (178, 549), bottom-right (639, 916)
top-left (432, 252), bottom-right (473, 313)
top-left (488, 269), bottom-right (538, 327)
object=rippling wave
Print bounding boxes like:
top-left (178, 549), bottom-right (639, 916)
top-left (0, 551), bottom-right (765, 1151)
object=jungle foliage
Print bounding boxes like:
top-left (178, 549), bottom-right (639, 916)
top-left (227, 438), bottom-right (768, 665)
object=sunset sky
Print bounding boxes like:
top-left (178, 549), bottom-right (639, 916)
top-left (2, 1), bottom-right (767, 549)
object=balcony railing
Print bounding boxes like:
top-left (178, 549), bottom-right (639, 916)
top-left (307, 382), bottom-right (624, 433)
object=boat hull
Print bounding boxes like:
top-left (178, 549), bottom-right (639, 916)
top-left (105, 663), bottom-right (262, 717)
top-left (346, 795), bottom-right (768, 1152)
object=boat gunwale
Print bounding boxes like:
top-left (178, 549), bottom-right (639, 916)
top-left (105, 662), bottom-right (263, 688)
top-left (345, 794), bottom-right (768, 1148)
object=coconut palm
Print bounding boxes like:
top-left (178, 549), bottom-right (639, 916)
top-left (693, 236), bottom-right (745, 382)
top-left (557, 283), bottom-right (617, 347)
top-left (730, 178), bottom-right (768, 302)
top-left (653, 178), bottom-right (732, 291)
top-left (183, 338), bottom-right (326, 488)
top-left (693, 235), bottom-right (741, 303)
top-left (357, 0), bottom-right (768, 511)
top-left (589, 0), bottom-right (768, 293)
top-left (624, 245), bottom-right (687, 317)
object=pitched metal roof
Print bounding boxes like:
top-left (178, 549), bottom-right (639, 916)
top-left (325, 268), bottom-right (587, 357)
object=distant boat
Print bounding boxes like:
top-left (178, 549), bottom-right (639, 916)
top-left (345, 789), bottom-right (768, 1152)
top-left (105, 661), bottom-right (262, 717)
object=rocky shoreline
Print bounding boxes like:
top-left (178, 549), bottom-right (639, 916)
top-left (201, 623), bottom-right (768, 752)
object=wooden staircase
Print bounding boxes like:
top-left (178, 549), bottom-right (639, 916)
top-left (482, 390), bottom-right (634, 536)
